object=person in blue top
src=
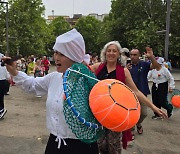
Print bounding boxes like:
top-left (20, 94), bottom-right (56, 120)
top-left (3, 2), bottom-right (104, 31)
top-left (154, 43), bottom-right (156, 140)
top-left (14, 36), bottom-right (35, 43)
top-left (127, 47), bottom-right (160, 136)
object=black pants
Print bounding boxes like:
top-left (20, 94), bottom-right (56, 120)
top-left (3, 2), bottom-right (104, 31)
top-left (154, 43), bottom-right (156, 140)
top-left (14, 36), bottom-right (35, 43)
top-left (0, 80), bottom-right (6, 111)
top-left (152, 82), bottom-right (171, 116)
top-left (45, 134), bottom-right (98, 154)
top-left (4, 80), bottom-right (10, 94)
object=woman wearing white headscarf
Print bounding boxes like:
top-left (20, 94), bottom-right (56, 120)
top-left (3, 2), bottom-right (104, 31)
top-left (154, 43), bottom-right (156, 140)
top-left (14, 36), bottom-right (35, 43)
top-left (148, 57), bottom-right (175, 119)
top-left (3, 29), bottom-right (98, 154)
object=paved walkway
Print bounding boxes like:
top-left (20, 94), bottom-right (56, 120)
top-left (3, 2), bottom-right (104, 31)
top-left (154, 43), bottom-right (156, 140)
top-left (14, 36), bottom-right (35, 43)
top-left (0, 66), bottom-right (179, 154)
top-left (171, 68), bottom-right (180, 81)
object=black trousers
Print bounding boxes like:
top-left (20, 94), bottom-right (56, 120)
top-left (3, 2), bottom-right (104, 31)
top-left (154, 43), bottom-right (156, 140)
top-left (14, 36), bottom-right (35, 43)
top-left (152, 82), bottom-right (170, 116)
top-left (45, 134), bottom-right (98, 154)
top-left (0, 80), bottom-right (6, 111)
top-left (4, 80), bottom-right (10, 94)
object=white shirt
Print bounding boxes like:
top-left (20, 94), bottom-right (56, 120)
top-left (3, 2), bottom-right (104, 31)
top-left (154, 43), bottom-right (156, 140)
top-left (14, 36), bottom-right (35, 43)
top-left (0, 65), bottom-right (10, 80)
top-left (13, 71), bottom-right (77, 147)
top-left (147, 66), bottom-right (175, 89)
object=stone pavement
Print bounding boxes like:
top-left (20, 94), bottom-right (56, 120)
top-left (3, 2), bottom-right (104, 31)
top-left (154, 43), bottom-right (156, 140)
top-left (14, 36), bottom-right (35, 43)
top-left (0, 65), bottom-right (179, 154)
top-left (171, 68), bottom-right (180, 81)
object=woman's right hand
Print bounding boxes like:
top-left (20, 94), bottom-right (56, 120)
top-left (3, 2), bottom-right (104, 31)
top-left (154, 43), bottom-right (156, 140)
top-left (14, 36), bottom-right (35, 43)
top-left (1, 57), bottom-right (18, 76)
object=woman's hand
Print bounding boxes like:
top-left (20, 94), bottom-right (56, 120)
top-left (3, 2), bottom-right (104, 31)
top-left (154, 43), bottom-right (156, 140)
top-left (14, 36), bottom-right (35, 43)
top-left (152, 105), bottom-right (168, 119)
top-left (1, 57), bottom-right (18, 76)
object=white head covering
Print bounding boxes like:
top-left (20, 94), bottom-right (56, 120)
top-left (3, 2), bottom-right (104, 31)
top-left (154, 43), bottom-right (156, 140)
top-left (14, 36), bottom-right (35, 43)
top-left (156, 57), bottom-right (164, 65)
top-left (53, 29), bottom-right (86, 63)
top-left (0, 53), bottom-right (4, 61)
top-left (83, 54), bottom-right (90, 65)
top-left (122, 48), bottom-right (129, 53)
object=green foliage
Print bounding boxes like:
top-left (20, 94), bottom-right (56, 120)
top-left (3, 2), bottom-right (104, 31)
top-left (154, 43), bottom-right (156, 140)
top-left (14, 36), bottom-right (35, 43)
top-left (74, 16), bottom-right (102, 53)
top-left (0, 3), bottom-right (8, 53)
top-left (96, 16), bottom-right (114, 52)
top-left (6, 0), bottom-right (51, 56)
top-left (169, 0), bottom-right (180, 57)
top-left (0, 0), bottom-right (179, 59)
top-left (50, 16), bottom-right (71, 37)
top-left (47, 16), bottom-right (71, 54)
top-left (104, 0), bottom-right (179, 58)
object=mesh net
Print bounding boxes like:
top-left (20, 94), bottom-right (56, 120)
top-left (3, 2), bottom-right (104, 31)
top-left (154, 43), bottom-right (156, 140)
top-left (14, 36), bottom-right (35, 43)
top-left (63, 63), bottom-right (104, 143)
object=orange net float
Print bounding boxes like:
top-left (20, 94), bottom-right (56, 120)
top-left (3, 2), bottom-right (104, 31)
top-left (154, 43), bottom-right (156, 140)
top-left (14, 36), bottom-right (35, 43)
top-left (89, 79), bottom-right (141, 132)
top-left (171, 95), bottom-right (180, 108)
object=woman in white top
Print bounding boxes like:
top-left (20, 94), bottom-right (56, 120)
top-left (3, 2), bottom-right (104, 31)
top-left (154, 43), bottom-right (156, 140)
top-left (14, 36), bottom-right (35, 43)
top-left (148, 57), bottom-right (175, 119)
top-left (3, 29), bottom-right (99, 154)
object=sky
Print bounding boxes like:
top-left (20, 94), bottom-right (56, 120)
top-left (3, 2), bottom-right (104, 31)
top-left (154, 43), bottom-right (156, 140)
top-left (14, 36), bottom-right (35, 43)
top-left (42, 0), bottom-right (112, 18)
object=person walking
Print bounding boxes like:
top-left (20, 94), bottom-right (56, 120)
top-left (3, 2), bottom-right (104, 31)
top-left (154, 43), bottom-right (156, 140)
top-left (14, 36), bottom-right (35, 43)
top-left (33, 58), bottom-right (44, 78)
top-left (126, 48), bottom-right (160, 135)
top-left (27, 57), bottom-right (35, 76)
top-left (41, 56), bottom-right (50, 75)
top-left (148, 57), bottom-right (175, 119)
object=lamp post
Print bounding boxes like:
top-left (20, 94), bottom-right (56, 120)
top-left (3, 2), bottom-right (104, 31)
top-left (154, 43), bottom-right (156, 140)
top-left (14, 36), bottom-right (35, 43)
top-left (0, 1), bottom-right (9, 55)
top-left (165, 0), bottom-right (171, 60)
top-left (52, 10), bottom-right (54, 19)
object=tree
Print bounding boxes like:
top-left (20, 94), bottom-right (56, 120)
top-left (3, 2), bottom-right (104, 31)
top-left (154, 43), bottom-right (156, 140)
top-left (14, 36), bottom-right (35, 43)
top-left (169, 0), bottom-right (180, 57)
top-left (109, 0), bottom-right (168, 53)
top-left (74, 16), bottom-right (102, 53)
top-left (7, 0), bottom-right (50, 56)
top-left (97, 15), bottom-right (115, 51)
top-left (47, 16), bottom-right (71, 54)
top-left (50, 16), bottom-right (71, 37)
top-left (0, 3), bottom-right (8, 53)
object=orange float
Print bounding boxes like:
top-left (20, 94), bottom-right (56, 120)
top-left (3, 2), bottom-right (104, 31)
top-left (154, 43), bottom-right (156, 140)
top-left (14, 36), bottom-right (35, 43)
top-left (171, 95), bottom-right (180, 108)
top-left (89, 79), bottom-right (141, 132)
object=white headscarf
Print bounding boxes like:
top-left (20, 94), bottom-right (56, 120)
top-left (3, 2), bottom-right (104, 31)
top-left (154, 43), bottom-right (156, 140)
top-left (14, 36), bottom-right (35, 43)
top-left (0, 53), bottom-right (4, 59)
top-left (53, 29), bottom-right (86, 63)
top-left (156, 57), bottom-right (164, 65)
top-left (0, 53), bottom-right (4, 63)
top-left (83, 54), bottom-right (90, 65)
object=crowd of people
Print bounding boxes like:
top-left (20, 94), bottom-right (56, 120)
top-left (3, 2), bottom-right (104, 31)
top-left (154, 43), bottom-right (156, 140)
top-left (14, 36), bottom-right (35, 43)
top-left (0, 29), bottom-right (176, 154)
top-left (0, 54), bottom-right (51, 118)
top-left (15, 55), bottom-right (51, 77)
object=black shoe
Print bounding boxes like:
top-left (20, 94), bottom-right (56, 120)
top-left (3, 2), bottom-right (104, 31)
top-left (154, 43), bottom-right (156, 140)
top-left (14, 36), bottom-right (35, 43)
top-left (167, 104), bottom-right (173, 118)
top-left (0, 109), bottom-right (7, 119)
top-left (167, 110), bottom-right (173, 118)
top-left (152, 115), bottom-right (162, 120)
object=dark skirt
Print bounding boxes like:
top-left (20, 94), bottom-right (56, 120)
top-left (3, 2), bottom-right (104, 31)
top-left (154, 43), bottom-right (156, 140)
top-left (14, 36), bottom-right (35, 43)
top-left (45, 134), bottom-right (98, 154)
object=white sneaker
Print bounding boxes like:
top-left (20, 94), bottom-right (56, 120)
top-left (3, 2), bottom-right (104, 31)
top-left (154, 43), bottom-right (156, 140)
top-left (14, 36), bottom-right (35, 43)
top-left (0, 109), bottom-right (7, 119)
top-left (36, 95), bottom-right (42, 98)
